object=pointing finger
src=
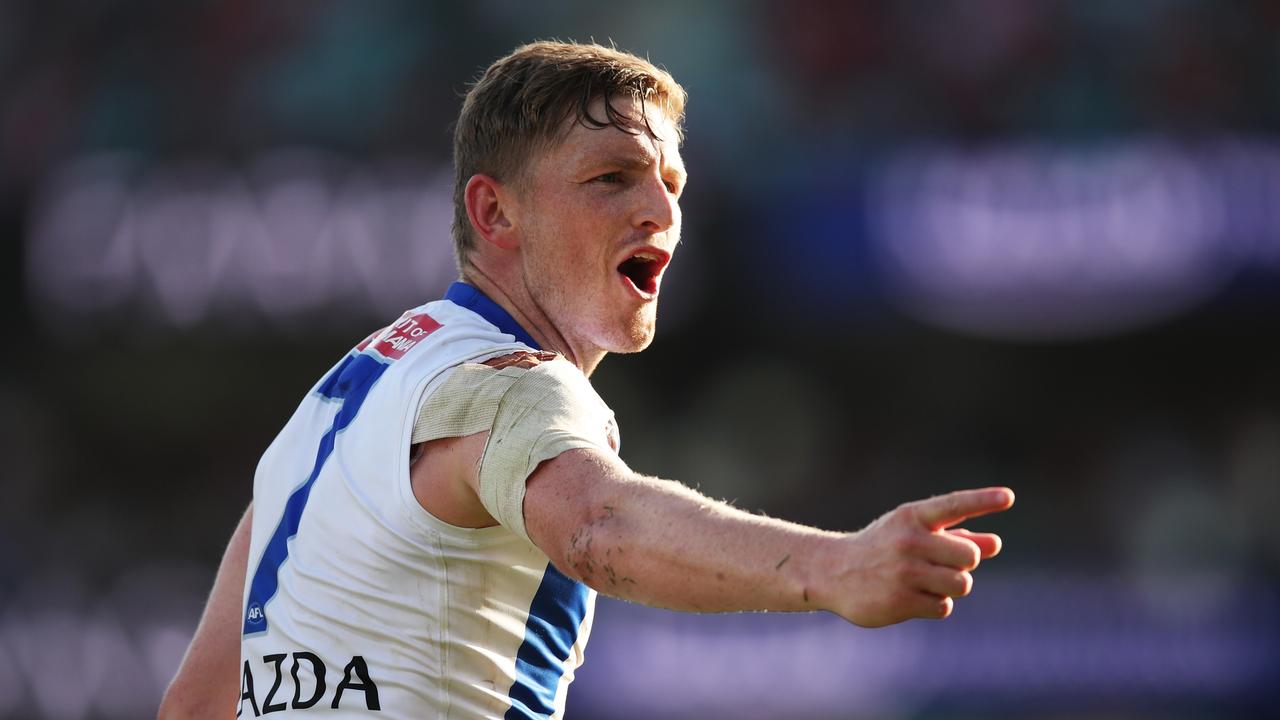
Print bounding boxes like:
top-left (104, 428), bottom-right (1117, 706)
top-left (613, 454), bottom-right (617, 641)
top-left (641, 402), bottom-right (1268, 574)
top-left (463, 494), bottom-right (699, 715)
top-left (911, 487), bottom-right (1015, 531)
top-left (948, 529), bottom-right (1002, 559)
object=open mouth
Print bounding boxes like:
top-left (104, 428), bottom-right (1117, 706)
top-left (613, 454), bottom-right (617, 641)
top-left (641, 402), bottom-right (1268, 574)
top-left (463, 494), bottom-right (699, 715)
top-left (617, 250), bottom-right (668, 296)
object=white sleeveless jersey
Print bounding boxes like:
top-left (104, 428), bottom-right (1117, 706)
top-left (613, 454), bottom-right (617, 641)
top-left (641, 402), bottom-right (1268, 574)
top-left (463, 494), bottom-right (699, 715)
top-left (238, 283), bottom-right (604, 719)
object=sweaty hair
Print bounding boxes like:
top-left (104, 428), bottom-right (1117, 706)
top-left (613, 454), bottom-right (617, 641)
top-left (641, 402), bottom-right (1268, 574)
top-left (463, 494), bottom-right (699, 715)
top-left (451, 40), bottom-right (687, 270)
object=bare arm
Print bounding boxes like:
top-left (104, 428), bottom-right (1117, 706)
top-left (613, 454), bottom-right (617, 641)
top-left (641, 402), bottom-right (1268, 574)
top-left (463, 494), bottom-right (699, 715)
top-left (523, 449), bottom-right (1013, 627)
top-left (157, 503), bottom-right (252, 720)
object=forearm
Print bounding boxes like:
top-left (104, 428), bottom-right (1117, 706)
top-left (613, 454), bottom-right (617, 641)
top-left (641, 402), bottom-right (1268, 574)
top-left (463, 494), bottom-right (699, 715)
top-left (158, 503), bottom-right (252, 720)
top-left (526, 449), bottom-right (1013, 627)
top-left (526, 450), bottom-right (838, 613)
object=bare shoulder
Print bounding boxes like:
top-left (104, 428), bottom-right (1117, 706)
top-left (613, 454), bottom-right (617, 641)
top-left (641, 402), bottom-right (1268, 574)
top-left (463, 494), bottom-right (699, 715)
top-left (411, 348), bottom-right (613, 536)
top-left (408, 350), bottom-right (558, 528)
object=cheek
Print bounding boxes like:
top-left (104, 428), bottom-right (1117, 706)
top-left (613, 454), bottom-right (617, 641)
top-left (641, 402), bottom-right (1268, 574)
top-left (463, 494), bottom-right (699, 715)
top-left (560, 202), bottom-right (621, 255)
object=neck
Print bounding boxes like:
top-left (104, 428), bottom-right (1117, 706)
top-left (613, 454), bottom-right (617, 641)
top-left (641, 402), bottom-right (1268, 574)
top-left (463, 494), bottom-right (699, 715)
top-left (460, 267), bottom-right (606, 376)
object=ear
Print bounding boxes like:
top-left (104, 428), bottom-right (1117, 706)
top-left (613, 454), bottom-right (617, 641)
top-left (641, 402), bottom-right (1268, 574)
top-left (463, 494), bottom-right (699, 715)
top-left (464, 174), bottom-right (519, 251)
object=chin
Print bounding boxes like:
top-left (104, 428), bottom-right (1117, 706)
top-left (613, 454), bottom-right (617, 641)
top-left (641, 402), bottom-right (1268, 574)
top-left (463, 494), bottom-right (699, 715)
top-left (602, 311), bottom-right (658, 354)
top-left (620, 331), bottom-right (656, 354)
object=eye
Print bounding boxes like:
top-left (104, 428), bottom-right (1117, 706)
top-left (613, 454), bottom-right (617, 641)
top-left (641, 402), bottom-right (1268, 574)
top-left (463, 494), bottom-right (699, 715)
top-left (664, 179), bottom-right (680, 194)
top-left (594, 172), bottom-right (624, 184)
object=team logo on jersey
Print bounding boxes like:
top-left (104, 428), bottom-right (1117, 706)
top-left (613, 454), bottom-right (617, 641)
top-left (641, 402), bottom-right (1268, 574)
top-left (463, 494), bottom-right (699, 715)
top-left (246, 602), bottom-right (265, 626)
top-left (356, 311), bottom-right (442, 361)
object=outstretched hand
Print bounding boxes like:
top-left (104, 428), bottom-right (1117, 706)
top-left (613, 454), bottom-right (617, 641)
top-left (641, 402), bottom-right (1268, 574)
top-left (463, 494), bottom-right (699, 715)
top-left (817, 487), bottom-right (1014, 628)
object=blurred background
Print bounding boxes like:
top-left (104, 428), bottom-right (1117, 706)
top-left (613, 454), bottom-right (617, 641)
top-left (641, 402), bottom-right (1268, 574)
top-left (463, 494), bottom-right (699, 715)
top-left (3, 0), bottom-right (1279, 718)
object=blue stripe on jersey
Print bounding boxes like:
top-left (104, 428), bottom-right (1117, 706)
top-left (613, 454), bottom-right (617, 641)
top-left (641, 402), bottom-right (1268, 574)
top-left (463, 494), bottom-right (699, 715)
top-left (242, 352), bottom-right (390, 636)
top-left (445, 282), bottom-right (540, 349)
top-left (504, 565), bottom-right (591, 719)
top-left (443, 282), bottom-right (593, 718)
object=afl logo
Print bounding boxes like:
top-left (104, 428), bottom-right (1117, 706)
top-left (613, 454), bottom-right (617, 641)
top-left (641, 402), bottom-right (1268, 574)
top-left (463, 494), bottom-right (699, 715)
top-left (246, 603), bottom-right (265, 625)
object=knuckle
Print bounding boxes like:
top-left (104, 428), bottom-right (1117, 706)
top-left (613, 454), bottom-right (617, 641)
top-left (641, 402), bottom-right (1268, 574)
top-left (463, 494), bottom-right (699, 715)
top-left (964, 545), bottom-right (981, 570)
top-left (888, 588), bottom-right (913, 608)
top-left (938, 494), bottom-right (959, 514)
top-left (892, 562), bottom-right (915, 586)
top-left (892, 531), bottom-right (918, 556)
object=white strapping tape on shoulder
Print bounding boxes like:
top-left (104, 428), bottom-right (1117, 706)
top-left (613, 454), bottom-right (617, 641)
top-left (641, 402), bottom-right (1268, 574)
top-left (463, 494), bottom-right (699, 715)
top-left (412, 357), bottom-right (615, 542)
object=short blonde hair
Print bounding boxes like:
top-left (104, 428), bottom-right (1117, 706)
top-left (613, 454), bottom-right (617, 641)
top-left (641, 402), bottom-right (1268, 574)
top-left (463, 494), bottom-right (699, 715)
top-left (451, 40), bottom-right (687, 270)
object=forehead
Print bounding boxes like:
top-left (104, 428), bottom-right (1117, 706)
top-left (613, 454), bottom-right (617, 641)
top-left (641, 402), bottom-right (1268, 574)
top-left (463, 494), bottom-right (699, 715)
top-left (543, 95), bottom-right (684, 173)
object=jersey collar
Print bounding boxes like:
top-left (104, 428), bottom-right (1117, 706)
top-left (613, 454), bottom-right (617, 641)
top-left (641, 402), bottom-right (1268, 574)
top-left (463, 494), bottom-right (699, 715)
top-left (444, 282), bottom-right (541, 350)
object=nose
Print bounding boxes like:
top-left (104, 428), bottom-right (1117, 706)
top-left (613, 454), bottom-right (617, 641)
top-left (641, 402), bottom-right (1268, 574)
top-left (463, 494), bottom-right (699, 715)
top-left (634, 175), bottom-right (679, 234)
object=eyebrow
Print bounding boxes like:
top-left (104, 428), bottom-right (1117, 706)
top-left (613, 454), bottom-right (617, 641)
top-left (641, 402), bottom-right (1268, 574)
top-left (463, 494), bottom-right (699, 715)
top-left (600, 151), bottom-right (688, 185)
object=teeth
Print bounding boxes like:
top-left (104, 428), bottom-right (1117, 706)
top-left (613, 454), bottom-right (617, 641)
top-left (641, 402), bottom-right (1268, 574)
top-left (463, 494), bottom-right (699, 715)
top-left (632, 251), bottom-right (660, 262)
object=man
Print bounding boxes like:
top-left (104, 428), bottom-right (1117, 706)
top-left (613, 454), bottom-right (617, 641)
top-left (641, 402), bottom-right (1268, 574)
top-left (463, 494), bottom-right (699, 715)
top-left (159, 41), bottom-right (1014, 719)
